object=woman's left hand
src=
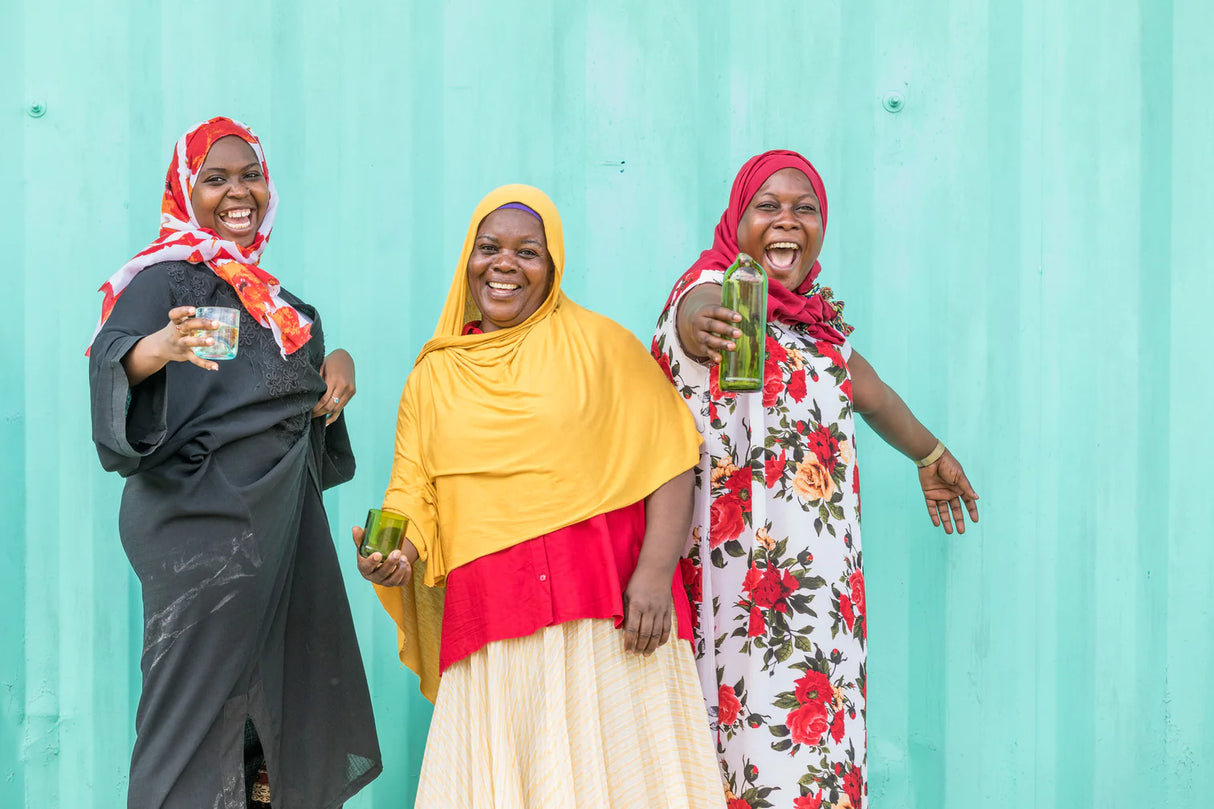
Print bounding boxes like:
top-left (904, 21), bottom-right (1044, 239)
top-left (621, 565), bottom-right (673, 655)
top-left (314, 348), bottom-right (355, 425)
top-left (918, 450), bottom-right (980, 535)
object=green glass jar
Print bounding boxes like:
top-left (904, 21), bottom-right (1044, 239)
top-left (719, 252), bottom-right (768, 392)
top-left (359, 508), bottom-right (409, 558)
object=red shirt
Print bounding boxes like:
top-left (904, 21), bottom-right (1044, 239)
top-left (439, 323), bottom-right (693, 670)
top-left (439, 501), bottom-right (695, 671)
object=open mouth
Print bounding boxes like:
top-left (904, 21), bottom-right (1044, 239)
top-left (486, 280), bottom-right (521, 298)
top-left (218, 208), bottom-right (255, 232)
top-left (764, 241), bottom-right (801, 272)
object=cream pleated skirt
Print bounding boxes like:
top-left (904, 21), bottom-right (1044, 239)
top-left (414, 618), bottom-right (726, 809)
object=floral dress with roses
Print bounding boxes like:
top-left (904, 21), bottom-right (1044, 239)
top-left (652, 271), bottom-right (867, 809)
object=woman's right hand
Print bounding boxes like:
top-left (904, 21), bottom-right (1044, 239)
top-left (675, 284), bottom-right (742, 364)
top-left (351, 526), bottom-right (415, 587)
top-left (120, 306), bottom-right (222, 385)
top-left (157, 306), bottom-right (222, 370)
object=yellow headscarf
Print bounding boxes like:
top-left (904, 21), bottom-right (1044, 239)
top-left (374, 184), bottom-right (702, 701)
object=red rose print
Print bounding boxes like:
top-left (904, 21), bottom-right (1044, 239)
top-left (852, 465), bottom-right (861, 518)
top-left (829, 706), bottom-right (846, 743)
top-left (840, 377), bottom-right (853, 401)
top-left (762, 360), bottom-right (784, 407)
top-left (775, 571), bottom-right (799, 612)
top-left (766, 334), bottom-right (788, 364)
top-left (842, 766), bottom-right (863, 806)
top-left (787, 368), bottom-right (808, 402)
top-left (815, 340), bottom-right (846, 370)
top-left (727, 799), bottom-right (752, 809)
top-left (652, 349), bottom-right (674, 383)
top-left (722, 466), bottom-right (753, 498)
top-left (765, 449), bottom-right (787, 488)
top-left (742, 565), bottom-right (763, 595)
top-left (679, 557), bottom-right (701, 621)
top-left (709, 364), bottom-right (736, 400)
top-left (786, 700), bottom-right (830, 747)
top-left (717, 684), bottom-right (742, 727)
top-left (709, 495), bottom-right (745, 546)
top-left (708, 399), bottom-right (719, 423)
top-left (679, 557), bottom-right (699, 595)
top-left (807, 425), bottom-right (840, 470)
top-left (839, 593), bottom-right (855, 630)
top-left (744, 564), bottom-right (799, 612)
top-left (794, 793), bottom-right (824, 809)
top-left (849, 570), bottom-right (866, 616)
top-left (748, 606), bottom-right (765, 637)
top-left (794, 669), bottom-right (832, 707)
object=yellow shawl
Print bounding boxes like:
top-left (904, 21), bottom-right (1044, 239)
top-left (374, 184), bottom-right (702, 701)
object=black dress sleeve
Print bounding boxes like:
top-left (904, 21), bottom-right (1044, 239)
top-left (88, 265), bottom-right (177, 475)
top-left (288, 297), bottom-right (356, 491)
top-left (320, 413), bottom-right (356, 490)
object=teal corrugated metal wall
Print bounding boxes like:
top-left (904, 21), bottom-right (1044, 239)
top-left (3, 1), bottom-right (1211, 806)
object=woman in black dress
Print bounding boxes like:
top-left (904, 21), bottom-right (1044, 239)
top-left (88, 116), bottom-right (381, 809)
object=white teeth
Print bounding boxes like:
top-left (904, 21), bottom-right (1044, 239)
top-left (768, 242), bottom-right (800, 250)
top-left (221, 209), bottom-right (251, 220)
top-left (488, 281), bottom-right (519, 290)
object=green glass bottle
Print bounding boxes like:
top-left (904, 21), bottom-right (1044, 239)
top-left (719, 252), bottom-right (768, 392)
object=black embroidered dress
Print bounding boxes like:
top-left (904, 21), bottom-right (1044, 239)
top-left (89, 261), bottom-right (381, 809)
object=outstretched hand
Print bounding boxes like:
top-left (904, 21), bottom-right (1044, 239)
top-left (918, 450), bottom-right (980, 535)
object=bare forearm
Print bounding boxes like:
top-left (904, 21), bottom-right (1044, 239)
top-left (120, 335), bottom-right (171, 386)
top-left (637, 468), bottom-right (694, 578)
top-left (850, 349), bottom-right (937, 461)
top-left (859, 384), bottom-right (937, 460)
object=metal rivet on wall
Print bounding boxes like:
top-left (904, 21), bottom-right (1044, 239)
top-left (27, 101), bottom-right (47, 118)
top-left (881, 92), bottom-right (904, 113)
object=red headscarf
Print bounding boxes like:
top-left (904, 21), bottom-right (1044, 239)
top-left (89, 116), bottom-right (312, 357)
top-left (668, 149), bottom-right (852, 345)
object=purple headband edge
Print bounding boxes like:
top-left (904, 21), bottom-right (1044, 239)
top-left (494, 202), bottom-right (542, 221)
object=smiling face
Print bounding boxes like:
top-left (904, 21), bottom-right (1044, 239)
top-left (189, 135), bottom-right (268, 247)
top-left (465, 207), bottom-right (553, 333)
top-left (736, 167), bottom-right (824, 291)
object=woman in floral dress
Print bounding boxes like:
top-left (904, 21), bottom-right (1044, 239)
top-left (652, 150), bottom-right (979, 809)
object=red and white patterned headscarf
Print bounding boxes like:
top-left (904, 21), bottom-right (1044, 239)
top-left (89, 116), bottom-right (312, 357)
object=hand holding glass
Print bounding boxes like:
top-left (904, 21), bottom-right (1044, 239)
top-left (360, 509), bottom-right (409, 558)
top-left (192, 306), bottom-right (240, 360)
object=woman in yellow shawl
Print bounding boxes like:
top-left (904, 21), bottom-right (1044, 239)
top-left (355, 185), bottom-right (726, 809)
